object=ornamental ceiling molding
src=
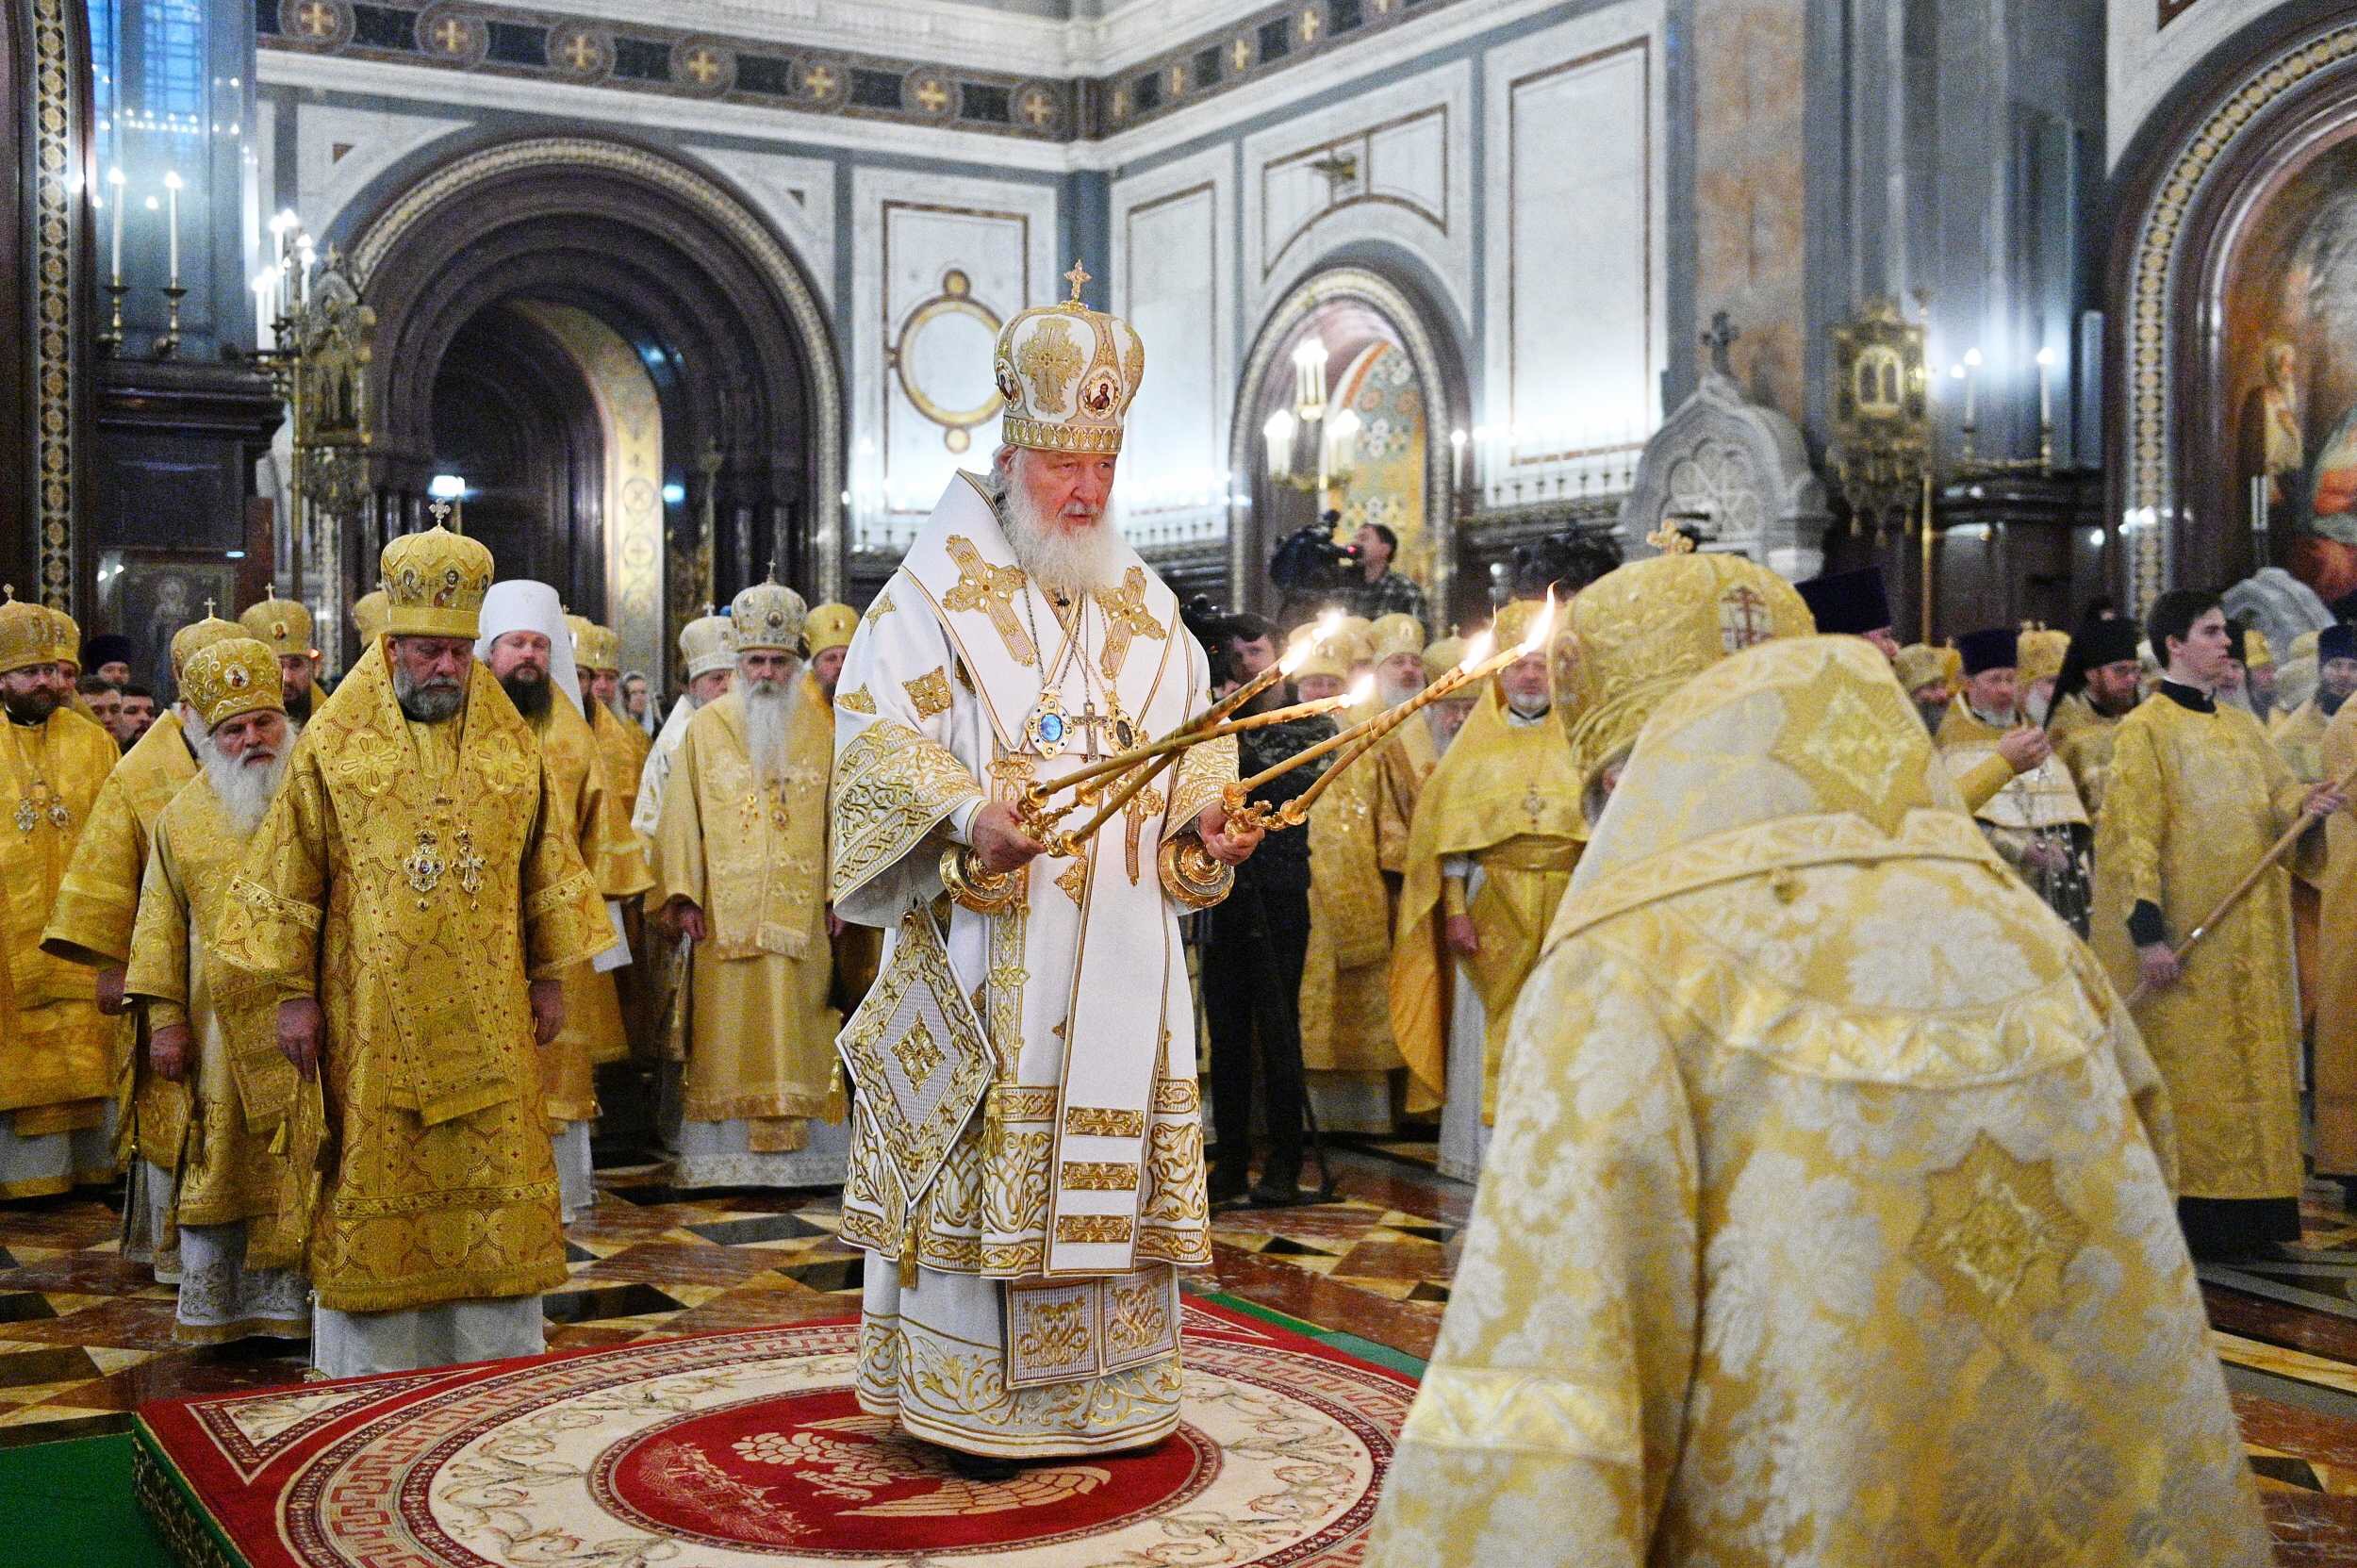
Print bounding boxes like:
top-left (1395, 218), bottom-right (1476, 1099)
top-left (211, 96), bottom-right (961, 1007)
top-left (258, 0), bottom-right (1553, 155)
top-left (349, 136), bottom-right (848, 599)
top-left (2120, 21), bottom-right (2357, 607)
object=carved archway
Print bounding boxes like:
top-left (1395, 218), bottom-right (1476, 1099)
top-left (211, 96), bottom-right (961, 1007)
top-left (338, 136), bottom-right (842, 664)
top-left (1228, 264), bottom-right (1467, 622)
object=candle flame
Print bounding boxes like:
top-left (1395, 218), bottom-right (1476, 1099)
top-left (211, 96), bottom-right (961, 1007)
top-left (1458, 631), bottom-right (1495, 671)
top-left (1343, 673), bottom-right (1376, 708)
top-left (1519, 589), bottom-right (1558, 655)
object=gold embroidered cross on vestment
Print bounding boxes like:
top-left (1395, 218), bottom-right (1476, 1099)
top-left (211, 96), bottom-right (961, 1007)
top-left (942, 536), bottom-right (1037, 668)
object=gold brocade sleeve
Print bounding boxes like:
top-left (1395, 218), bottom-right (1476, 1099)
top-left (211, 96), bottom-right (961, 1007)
top-left (1163, 728), bottom-right (1237, 843)
top-left (1368, 940), bottom-right (1699, 1567)
top-left (2095, 716), bottom-right (2166, 918)
top-left (585, 751), bottom-right (653, 901)
top-left (123, 821), bottom-right (190, 1032)
top-left (1374, 740), bottom-right (1417, 876)
top-left (1953, 751), bottom-right (2014, 816)
top-left (521, 755), bottom-right (612, 982)
top-left (39, 767), bottom-right (142, 968)
top-left (216, 745), bottom-right (332, 996)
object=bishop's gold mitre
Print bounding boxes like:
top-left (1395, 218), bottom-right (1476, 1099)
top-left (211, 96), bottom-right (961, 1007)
top-left (1892, 643), bottom-right (1949, 693)
top-left (2017, 625), bottom-right (2069, 687)
top-left (732, 574), bottom-right (808, 654)
top-left (0, 586), bottom-right (67, 675)
top-left (804, 602), bottom-right (858, 657)
top-left (575, 621), bottom-right (622, 674)
top-left (994, 261), bottom-right (1145, 455)
top-left (171, 607), bottom-right (244, 682)
top-left (240, 595), bottom-right (316, 660)
top-left (43, 603), bottom-right (81, 672)
top-left (1368, 613), bottom-right (1424, 664)
top-left (1564, 550), bottom-right (1814, 793)
top-left (1422, 634), bottom-right (1466, 685)
top-left (380, 524), bottom-right (494, 638)
top-left (678, 608), bottom-right (737, 678)
top-left (181, 635), bottom-right (284, 731)
top-left (352, 589), bottom-right (390, 645)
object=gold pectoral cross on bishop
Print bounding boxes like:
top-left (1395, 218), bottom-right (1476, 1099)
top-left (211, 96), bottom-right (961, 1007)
top-left (452, 826), bottom-right (485, 900)
top-left (1123, 780), bottom-right (1165, 884)
top-left (403, 830), bottom-right (446, 909)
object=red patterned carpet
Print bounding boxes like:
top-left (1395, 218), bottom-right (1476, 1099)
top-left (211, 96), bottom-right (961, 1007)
top-left (131, 1297), bottom-right (1413, 1567)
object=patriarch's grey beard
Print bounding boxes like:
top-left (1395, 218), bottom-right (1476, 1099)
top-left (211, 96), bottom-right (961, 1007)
top-left (393, 665), bottom-right (466, 723)
top-left (201, 722), bottom-right (299, 835)
top-left (743, 684), bottom-right (792, 784)
top-left (998, 478), bottom-right (1125, 596)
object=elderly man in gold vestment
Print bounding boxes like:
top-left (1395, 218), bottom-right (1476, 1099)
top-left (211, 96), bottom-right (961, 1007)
top-left (238, 594), bottom-right (319, 722)
top-left (652, 579), bottom-right (849, 1189)
top-left (216, 525), bottom-right (610, 1377)
top-left (478, 582), bottom-right (652, 1222)
top-left (2093, 589), bottom-right (2341, 1260)
top-left (42, 605), bottom-right (241, 1271)
top-left (124, 637), bottom-right (316, 1344)
top-left (830, 273), bottom-right (1257, 1473)
top-left (0, 590), bottom-right (123, 1197)
top-left (1373, 634), bottom-right (1463, 876)
top-left (571, 619), bottom-right (651, 825)
top-left (1367, 635), bottom-right (2271, 1568)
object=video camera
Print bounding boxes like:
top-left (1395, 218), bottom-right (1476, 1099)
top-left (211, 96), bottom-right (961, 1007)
top-left (1268, 511), bottom-right (1361, 596)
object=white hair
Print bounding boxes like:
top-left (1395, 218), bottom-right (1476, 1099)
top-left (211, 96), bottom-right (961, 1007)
top-left (742, 681), bottom-right (793, 785)
top-left (990, 445), bottom-right (1126, 596)
top-left (200, 718), bottom-right (300, 835)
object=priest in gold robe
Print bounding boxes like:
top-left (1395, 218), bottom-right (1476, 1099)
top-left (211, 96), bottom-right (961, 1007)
top-left (2093, 589), bottom-right (2340, 1258)
top-left (41, 605), bottom-right (242, 1270)
top-left (652, 579), bottom-right (849, 1189)
top-left (572, 619), bottom-right (651, 825)
top-left (1366, 635), bottom-right (2270, 1568)
top-left (2047, 613), bottom-right (2145, 820)
top-left (830, 274), bottom-right (1257, 1470)
top-left (1893, 641), bottom-right (1951, 732)
top-left (215, 524), bottom-right (610, 1376)
top-left (477, 582), bottom-right (652, 1221)
top-left (0, 589), bottom-right (123, 1197)
top-left (124, 637), bottom-right (316, 1344)
top-left (1298, 622), bottom-right (1400, 1135)
top-left (2272, 622), bottom-right (2354, 784)
top-left (1937, 627), bottom-right (2091, 927)
top-left (1391, 598), bottom-right (1590, 1181)
top-left (1372, 634), bottom-right (1459, 876)
top-left (239, 593), bottom-right (319, 722)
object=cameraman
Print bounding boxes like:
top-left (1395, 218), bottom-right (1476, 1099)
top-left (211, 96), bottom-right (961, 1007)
top-left (1340, 522), bottom-right (1427, 627)
top-left (1202, 613), bottom-right (1332, 1207)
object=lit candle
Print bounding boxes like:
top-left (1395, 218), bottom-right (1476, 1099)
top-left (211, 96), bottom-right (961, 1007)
top-left (2035, 345), bottom-right (2056, 430)
top-left (163, 171), bottom-right (183, 285)
top-left (105, 167), bottom-right (124, 284)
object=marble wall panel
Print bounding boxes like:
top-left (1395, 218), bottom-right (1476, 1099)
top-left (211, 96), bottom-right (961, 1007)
top-left (1694, 0), bottom-right (1805, 425)
top-left (1111, 144), bottom-right (1235, 549)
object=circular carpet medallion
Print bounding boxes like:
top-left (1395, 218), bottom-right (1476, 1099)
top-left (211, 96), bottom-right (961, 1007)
top-left (268, 1313), bottom-right (1409, 1566)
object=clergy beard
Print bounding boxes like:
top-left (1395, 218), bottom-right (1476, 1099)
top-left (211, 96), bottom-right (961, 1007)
top-left (284, 685), bottom-right (314, 722)
top-left (1379, 674), bottom-right (1423, 708)
top-left (1914, 699), bottom-right (1946, 734)
top-left (2023, 690), bottom-right (2052, 727)
top-left (3, 687), bottom-right (57, 725)
top-left (997, 474), bottom-right (1125, 596)
top-left (500, 667), bottom-right (552, 720)
top-left (742, 680), bottom-right (792, 784)
top-left (2327, 687), bottom-right (2353, 717)
top-left (1505, 690), bottom-right (1552, 720)
top-left (201, 723), bottom-right (299, 835)
top-left (1967, 701), bottom-right (2014, 729)
top-left (393, 665), bottom-right (465, 723)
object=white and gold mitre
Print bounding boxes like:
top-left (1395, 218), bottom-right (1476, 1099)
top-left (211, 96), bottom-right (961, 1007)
top-left (0, 586), bottom-right (68, 675)
top-left (239, 595), bottom-right (315, 659)
top-left (805, 602), bottom-right (858, 656)
top-left (678, 607), bottom-right (737, 678)
top-left (1564, 541), bottom-right (1814, 793)
top-left (379, 524), bottom-right (494, 638)
top-left (182, 636), bottom-right (284, 731)
top-left (171, 606), bottom-right (243, 681)
top-left (731, 573), bottom-right (808, 653)
top-left (993, 261), bottom-right (1144, 455)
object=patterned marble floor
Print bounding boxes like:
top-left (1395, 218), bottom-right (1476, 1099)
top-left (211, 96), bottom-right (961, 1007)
top-left (4, 1141), bottom-right (2356, 1560)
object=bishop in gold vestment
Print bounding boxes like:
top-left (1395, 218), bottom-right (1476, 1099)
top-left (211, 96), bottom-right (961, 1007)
top-left (2091, 592), bottom-right (2332, 1257)
top-left (124, 637), bottom-right (316, 1343)
top-left (1367, 635), bottom-right (2270, 1568)
top-left (478, 583), bottom-right (651, 1221)
top-left (573, 619), bottom-right (652, 826)
top-left (216, 527), bottom-right (609, 1377)
top-left (652, 580), bottom-right (848, 1189)
top-left (1370, 635), bottom-right (1458, 876)
top-left (0, 592), bottom-right (122, 1197)
top-left (41, 609), bottom-right (242, 1269)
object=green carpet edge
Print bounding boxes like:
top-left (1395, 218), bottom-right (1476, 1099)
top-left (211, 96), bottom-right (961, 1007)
top-left (131, 1417), bottom-right (250, 1568)
top-left (1199, 1289), bottom-right (1429, 1378)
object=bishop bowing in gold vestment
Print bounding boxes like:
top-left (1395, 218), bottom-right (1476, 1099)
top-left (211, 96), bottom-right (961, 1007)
top-left (1367, 635), bottom-right (2271, 1568)
top-left (124, 637), bottom-right (318, 1344)
top-left (215, 526), bottom-right (610, 1377)
top-left (2091, 591), bottom-right (2335, 1259)
top-left (478, 582), bottom-right (652, 1221)
top-left (41, 607), bottom-right (242, 1267)
top-left (652, 578), bottom-right (849, 1189)
top-left (830, 273), bottom-right (1259, 1465)
top-left (0, 590), bottom-right (124, 1197)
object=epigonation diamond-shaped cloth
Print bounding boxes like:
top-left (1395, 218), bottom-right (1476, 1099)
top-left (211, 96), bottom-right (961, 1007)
top-left (833, 901), bottom-right (994, 1211)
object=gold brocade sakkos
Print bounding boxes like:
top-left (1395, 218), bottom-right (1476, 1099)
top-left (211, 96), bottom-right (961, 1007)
top-left (1300, 714), bottom-right (1403, 1087)
top-left (532, 691), bottom-right (652, 1114)
top-left (212, 651), bottom-right (609, 1312)
top-left (124, 771), bottom-right (323, 1275)
top-left (1366, 635), bottom-right (2271, 1568)
top-left (2090, 690), bottom-right (2311, 1206)
top-left (1371, 707), bottom-right (1439, 877)
top-left (588, 697), bottom-right (652, 826)
top-left (2048, 692), bottom-right (2121, 819)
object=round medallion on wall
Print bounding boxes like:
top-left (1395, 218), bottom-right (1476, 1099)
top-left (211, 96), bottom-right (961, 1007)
top-left (796, 56), bottom-right (849, 109)
top-left (1013, 81), bottom-right (1064, 136)
top-left (414, 8), bottom-right (487, 67)
top-left (892, 270), bottom-right (1006, 453)
top-left (547, 25), bottom-right (613, 80)
top-left (277, 0), bottom-right (353, 50)
top-left (671, 39), bottom-right (736, 96)
top-left (902, 68), bottom-right (959, 121)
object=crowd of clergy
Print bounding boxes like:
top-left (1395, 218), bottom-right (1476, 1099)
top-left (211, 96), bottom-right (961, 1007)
top-left (0, 488), bottom-right (2338, 1556)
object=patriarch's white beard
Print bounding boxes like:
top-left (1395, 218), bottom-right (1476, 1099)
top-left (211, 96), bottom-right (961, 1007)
top-left (200, 722), bottom-right (299, 835)
top-left (742, 681), bottom-right (793, 785)
top-left (1000, 480), bottom-right (1126, 596)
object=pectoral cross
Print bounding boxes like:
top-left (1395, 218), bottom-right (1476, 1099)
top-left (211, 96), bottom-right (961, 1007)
top-left (13, 798), bottom-right (36, 836)
top-left (1522, 783), bottom-right (1546, 827)
top-left (452, 826), bottom-right (485, 900)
